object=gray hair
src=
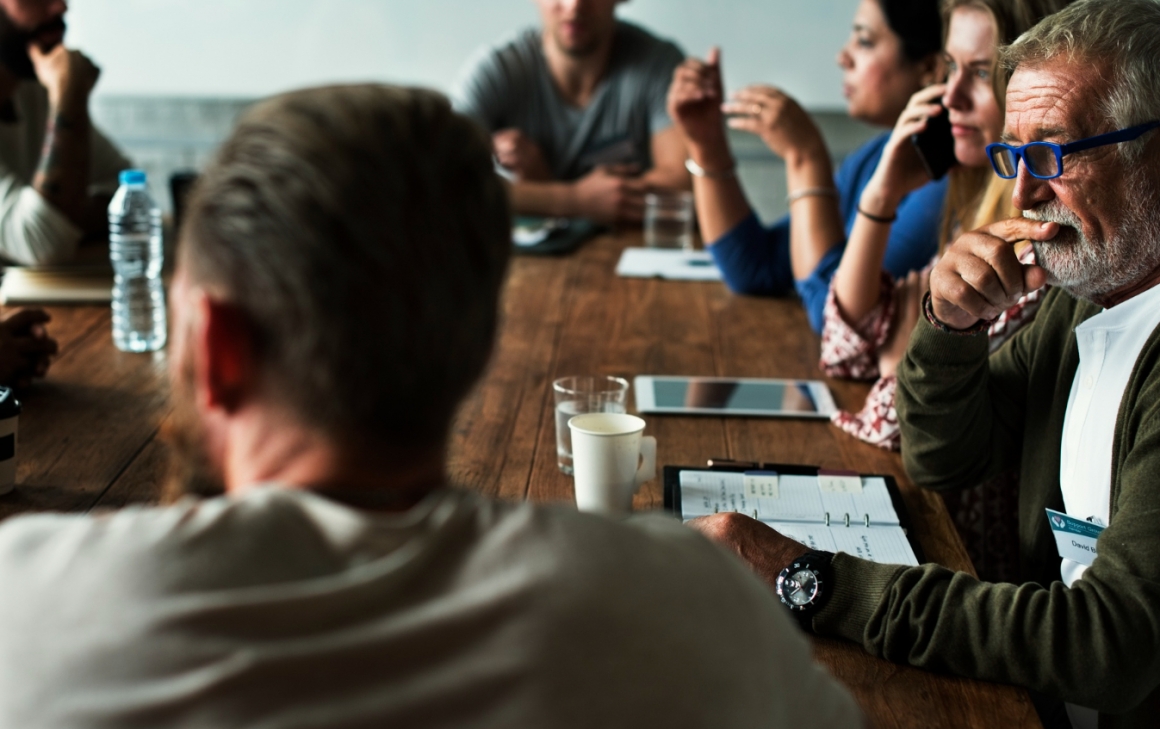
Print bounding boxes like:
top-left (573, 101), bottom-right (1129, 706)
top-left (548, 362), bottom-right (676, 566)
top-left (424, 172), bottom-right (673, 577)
top-left (1001, 0), bottom-right (1160, 160)
top-left (181, 85), bottom-right (511, 448)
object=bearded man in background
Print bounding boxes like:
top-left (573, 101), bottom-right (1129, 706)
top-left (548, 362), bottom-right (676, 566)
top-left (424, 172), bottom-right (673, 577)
top-left (0, 0), bottom-right (129, 265)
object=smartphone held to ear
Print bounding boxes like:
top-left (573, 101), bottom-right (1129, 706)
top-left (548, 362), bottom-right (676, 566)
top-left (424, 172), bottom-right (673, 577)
top-left (910, 104), bottom-right (957, 181)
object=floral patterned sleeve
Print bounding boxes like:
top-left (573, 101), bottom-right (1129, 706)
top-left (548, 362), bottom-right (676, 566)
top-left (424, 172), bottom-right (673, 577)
top-left (818, 270), bottom-right (897, 380)
top-left (830, 283), bottom-right (1049, 453)
top-left (832, 374), bottom-right (903, 450)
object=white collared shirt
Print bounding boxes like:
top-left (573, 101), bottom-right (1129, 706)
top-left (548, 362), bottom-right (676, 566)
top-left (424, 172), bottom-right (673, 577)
top-left (1059, 282), bottom-right (1160, 586)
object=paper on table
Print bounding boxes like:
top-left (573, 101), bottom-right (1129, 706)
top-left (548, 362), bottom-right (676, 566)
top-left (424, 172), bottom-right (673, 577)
top-left (771, 522), bottom-right (919, 566)
top-left (679, 470), bottom-right (898, 525)
top-left (0, 265), bottom-right (113, 304)
top-left (615, 247), bottom-right (722, 281)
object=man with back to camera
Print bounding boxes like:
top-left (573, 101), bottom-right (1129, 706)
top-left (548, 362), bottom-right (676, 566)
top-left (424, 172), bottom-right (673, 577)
top-left (686, 1), bottom-right (1160, 727)
top-left (0, 83), bottom-right (863, 727)
top-left (0, 0), bottom-right (130, 265)
top-left (454, 0), bottom-right (689, 224)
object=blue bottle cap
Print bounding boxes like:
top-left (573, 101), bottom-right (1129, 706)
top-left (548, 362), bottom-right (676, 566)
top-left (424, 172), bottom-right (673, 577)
top-left (119, 169), bottom-right (147, 186)
top-left (0, 387), bottom-right (20, 419)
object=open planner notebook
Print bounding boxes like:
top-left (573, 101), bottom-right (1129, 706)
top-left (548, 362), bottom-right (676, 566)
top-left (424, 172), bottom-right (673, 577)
top-left (664, 465), bottom-right (921, 566)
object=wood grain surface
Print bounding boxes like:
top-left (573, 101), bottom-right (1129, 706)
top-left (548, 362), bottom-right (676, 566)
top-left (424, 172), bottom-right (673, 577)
top-left (0, 230), bottom-right (1041, 728)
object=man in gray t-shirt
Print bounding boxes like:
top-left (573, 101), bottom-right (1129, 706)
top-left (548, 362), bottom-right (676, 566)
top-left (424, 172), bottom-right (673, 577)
top-left (0, 85), bottom-right (863, 728)
top-left (454, 0), bottom-right (689, 224)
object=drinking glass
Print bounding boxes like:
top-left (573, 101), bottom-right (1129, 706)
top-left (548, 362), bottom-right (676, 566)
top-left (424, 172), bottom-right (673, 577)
top-left (553, 376), bottom-right (629, 474)
top-left (644, 191), bottom-right (694, 250)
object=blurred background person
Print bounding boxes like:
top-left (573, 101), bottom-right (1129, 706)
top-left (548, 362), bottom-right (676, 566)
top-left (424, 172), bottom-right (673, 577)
top-left (668, 0), bottom-right (945, 332)
top-left (455, 0), bottom-right (688, 225)
top-left (0, 0), bottom-right (130, 265)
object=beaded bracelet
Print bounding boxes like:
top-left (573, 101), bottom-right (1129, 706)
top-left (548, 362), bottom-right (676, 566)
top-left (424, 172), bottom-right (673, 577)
top-left (921, 291), bottom-right (994, 335)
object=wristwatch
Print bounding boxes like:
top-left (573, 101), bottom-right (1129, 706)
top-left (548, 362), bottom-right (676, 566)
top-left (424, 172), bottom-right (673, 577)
top-left (776, 551), bottom-right (834, 631)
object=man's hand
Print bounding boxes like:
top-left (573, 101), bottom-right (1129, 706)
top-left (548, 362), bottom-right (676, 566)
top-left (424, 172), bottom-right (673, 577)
top-left (571, 164), bottom-right (647, 224)
top-left (492, 129), bottom-right (551, 182)
top-left (929, 218), bottom-right (1057, 330)
top-left (0, 309), bottom-right (58, 387)
top-left (28, 45), bottom-right (97, 227)
top-left (28, 43), bottom-right (99, 110)
top-left (688, 512), bottom-right (806, 590)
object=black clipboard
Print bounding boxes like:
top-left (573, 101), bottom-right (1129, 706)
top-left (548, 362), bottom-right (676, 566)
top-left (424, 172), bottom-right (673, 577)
top-left (663, 462), bottom-right (926, 564)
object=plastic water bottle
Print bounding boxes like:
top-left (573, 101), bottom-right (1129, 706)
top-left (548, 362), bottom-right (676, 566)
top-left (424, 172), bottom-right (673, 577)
top-left (108, 169), bottom-right (167, 352)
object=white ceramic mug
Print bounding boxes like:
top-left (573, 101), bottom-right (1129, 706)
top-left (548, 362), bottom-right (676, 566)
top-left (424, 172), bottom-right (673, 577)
top-left (568, 412), bottom-right (656, 515)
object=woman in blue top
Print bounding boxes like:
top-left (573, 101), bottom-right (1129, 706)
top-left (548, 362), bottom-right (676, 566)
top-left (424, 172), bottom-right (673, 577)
top-left (666, 0), bottom-right (947, 332)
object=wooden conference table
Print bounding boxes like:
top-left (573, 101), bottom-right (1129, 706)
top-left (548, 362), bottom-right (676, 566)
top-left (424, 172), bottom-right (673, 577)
top-left (0, 230), bottom-right (1040, 728)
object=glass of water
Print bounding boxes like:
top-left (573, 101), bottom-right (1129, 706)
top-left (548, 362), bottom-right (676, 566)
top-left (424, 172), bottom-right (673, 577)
top-left (644, 191), bottom-right (694, 250)
top-left (553, 376), bottom-right (630, 474)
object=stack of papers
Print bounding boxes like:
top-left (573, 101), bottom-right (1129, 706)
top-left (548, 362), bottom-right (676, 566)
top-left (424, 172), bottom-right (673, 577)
top-left (615, 247), bottom-right (722, 281)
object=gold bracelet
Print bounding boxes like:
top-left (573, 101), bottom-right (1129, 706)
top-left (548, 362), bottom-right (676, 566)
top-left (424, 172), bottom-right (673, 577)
top-left (786, 187), bottom-right (838, 204)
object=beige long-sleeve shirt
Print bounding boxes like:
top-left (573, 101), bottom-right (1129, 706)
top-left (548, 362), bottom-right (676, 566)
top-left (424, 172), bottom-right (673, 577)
top-left (0, 486), bottom-right (862, 728)
top-left (0, 80), bottom-right (130, 265)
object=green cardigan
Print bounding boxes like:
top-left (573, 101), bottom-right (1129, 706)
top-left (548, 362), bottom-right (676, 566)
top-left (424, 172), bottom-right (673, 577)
top-left (812, 288), bottom-right (1160, 728)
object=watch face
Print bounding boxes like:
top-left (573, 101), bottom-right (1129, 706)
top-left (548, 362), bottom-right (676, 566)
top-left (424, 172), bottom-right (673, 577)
top-left (782, 568), bottom-right (819, 607)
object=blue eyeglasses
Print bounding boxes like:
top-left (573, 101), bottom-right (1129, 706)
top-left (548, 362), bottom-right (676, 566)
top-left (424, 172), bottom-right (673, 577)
top-left (986, 120), bottom-right (1160, 180)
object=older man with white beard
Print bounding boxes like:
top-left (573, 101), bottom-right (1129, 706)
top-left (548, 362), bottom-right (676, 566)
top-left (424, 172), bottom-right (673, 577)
top-left (686, 1), bottom-right (1160, 727)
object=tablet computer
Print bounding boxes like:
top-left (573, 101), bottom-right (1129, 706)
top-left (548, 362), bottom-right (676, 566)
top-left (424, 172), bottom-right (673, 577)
top-left (633, 375), bottom-right (836, 418)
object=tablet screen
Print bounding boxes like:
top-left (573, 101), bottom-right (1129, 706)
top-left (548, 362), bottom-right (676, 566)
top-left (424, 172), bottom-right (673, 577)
top-left (652, 379), bottom-right (818, 414)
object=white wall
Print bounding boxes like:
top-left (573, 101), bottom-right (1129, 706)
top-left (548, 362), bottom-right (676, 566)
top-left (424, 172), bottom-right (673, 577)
top-left (70, 0), bottom-right (855, 109)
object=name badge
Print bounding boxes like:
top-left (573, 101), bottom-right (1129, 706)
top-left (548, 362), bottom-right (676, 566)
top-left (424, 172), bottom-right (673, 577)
top-left (1046, 508), bottom-right (1106, 566)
